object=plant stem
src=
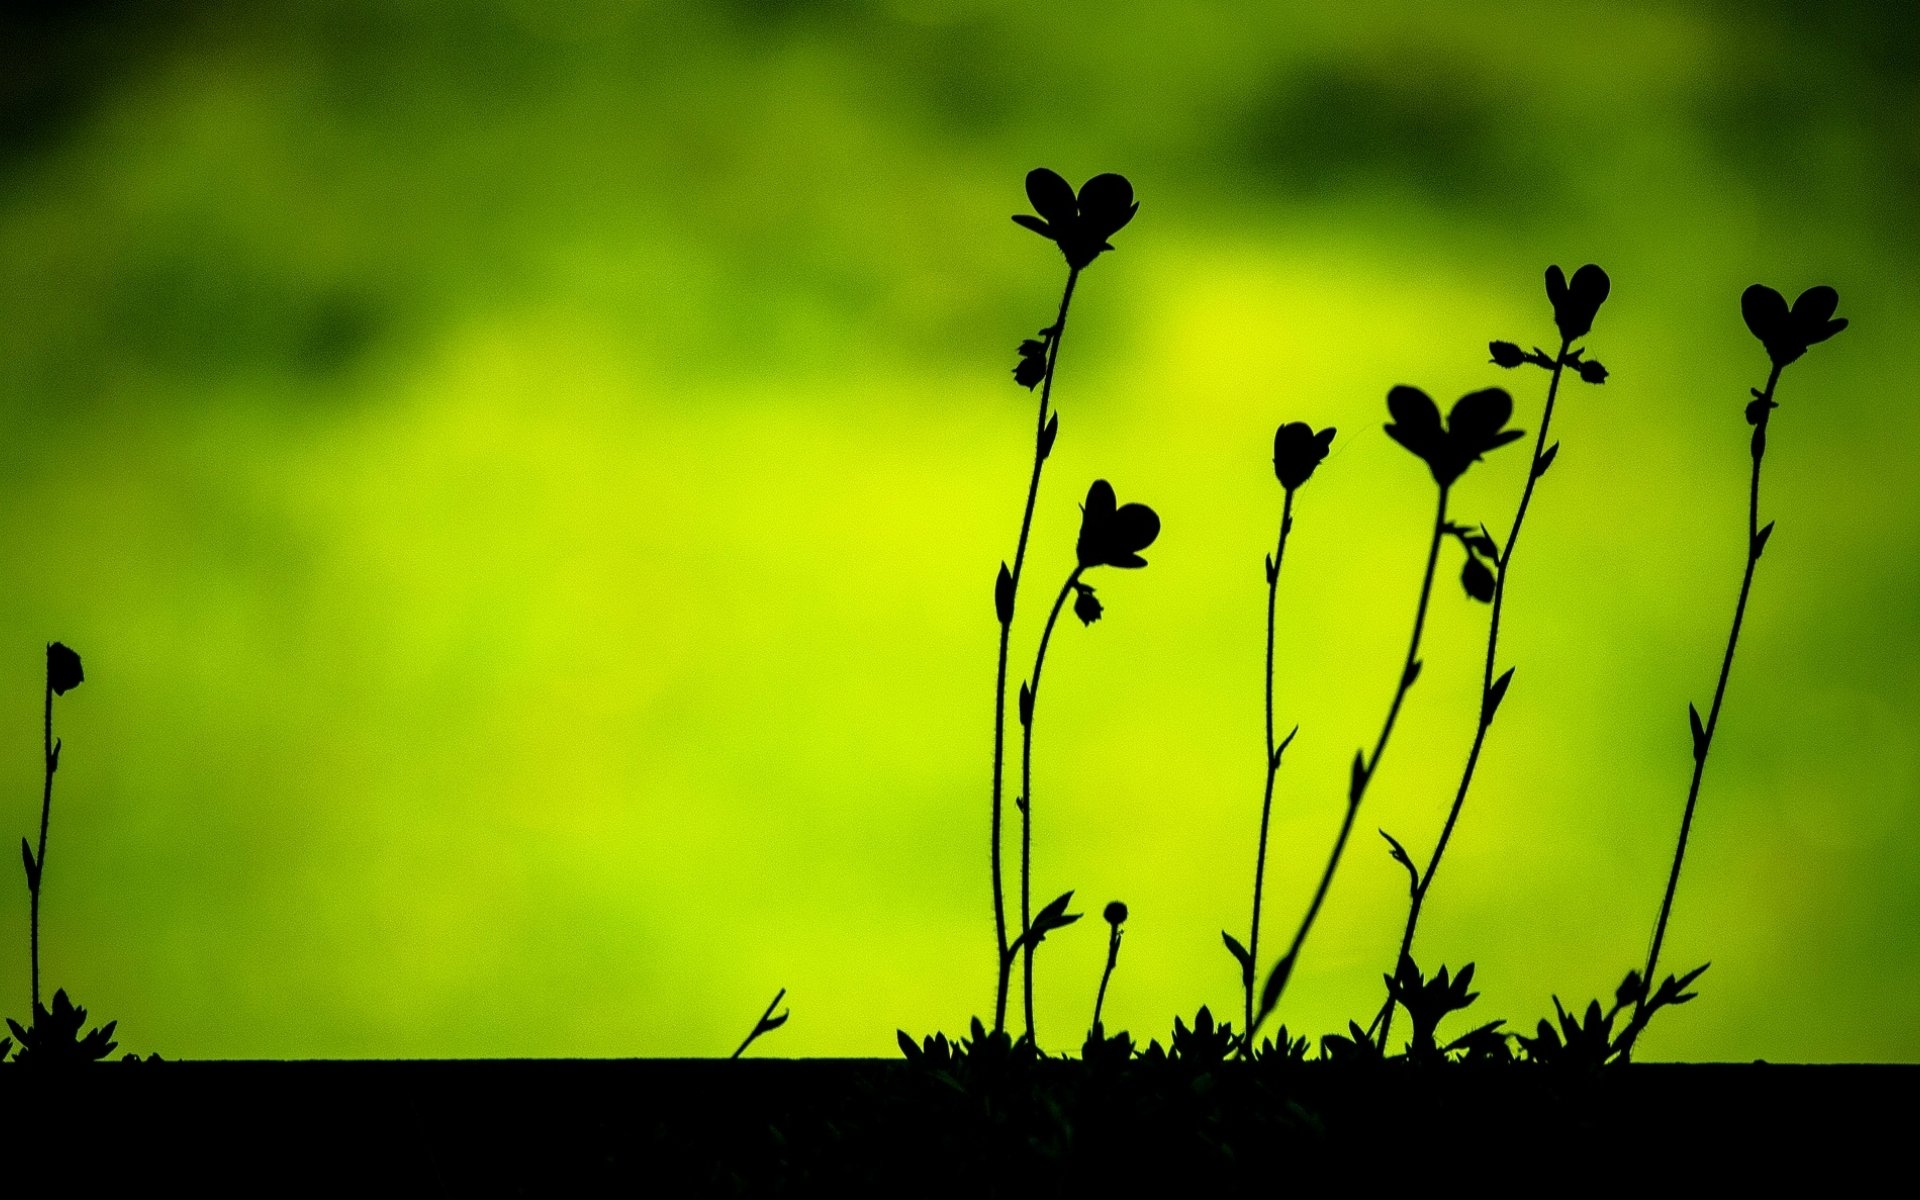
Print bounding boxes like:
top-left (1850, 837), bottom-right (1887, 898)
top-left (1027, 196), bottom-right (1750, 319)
top-left (1632, 360), bottom-right (1785, 1045)
top-left (1020, 565), bottom-right (1085, 1045)
top-left (1091, 922), bottom-right (1122, 1039)
top-left (1378, 337), bottom-right (1571, 1050)
top-left (1244, 488), bottom-right (1297, 1043)
top-left (992, 267), bottom-right (1080, 1033)
top-left (30, 678), bottom-right (52, 1015)
top-left (1259, 487), bottom-right (1449, 1030)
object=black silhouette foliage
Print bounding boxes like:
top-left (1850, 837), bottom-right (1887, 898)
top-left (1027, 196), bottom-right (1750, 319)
top-left (1384, 958), bottom-right (1482, 1063)
top-left (47, 642), bottom-right (83, 696)
top-left (1385, 387), bottom-right (1525, 487)
top-left (1320, 1022), bottom-right (1385, 1063)
top-left (1075, 480), bottom-right (1161, 570)
top-left (1249, 1027), bottom-right (1310, 1064)
top-left (1167, 1007), bottom-right (1236, 1067)
top-left (1742, 284), bottom-right (1847, 368)
top-left (1012, 169), bottom-right (1139, 271)
top-left (1081, 1025), bottom-right (1135, 1067)
top-left (1272, 422), bottom-right (1336, 491)
top-left (1103, 900), bottom-right (1128, 926)
top-left (8, 989), bottom-right (118, 1064)
top-left (1014, 890), bottom-right (1082, 954)
top-left (1545, 263), bottom-right (1611, 342)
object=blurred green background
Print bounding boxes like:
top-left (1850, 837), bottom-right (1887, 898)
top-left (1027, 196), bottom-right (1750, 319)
top-left (0, 0), bottom-right (1913, 1061)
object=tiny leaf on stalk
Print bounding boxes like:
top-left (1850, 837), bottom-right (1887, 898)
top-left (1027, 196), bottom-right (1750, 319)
top-left (1222, 931), bottom-right (1253, 984)
top-left (1484, 668), bottom-right (1515, 726)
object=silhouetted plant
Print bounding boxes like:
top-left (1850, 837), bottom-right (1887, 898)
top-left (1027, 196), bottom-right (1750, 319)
top-left (1253, 389), bottom-right (1521, 1040)
top-left (1224, 422), bottom-right (1331, 1050)
top-left (1378, 265), bottom-right (1611, 1051)
top-left (1015, 482), bottom-right (1158, 1045)
top-left (730, 987), bottom-right (789, 1060)
top-left (1167, 1006), bottom-right (1237, 1068)
top-left (1088, 900), bottom-right (1128, 1046)
top-left (1381, 958), bottom-right (1504, 1065)
top-left (23, 641), bottom-right (83, 1015)
top-left (989, 168), bottom-right (1138, 1034)
top-left (1511, 967), bottom-right (1694, 1067)
top-left (1319, 1022), bottom-right (1385, 1063)
top-left (1247, 1027), bottom-right (1309, 1064)
top-left (7, 988), bottom-right (117, 1064)
top-left (1617, 283), bottom-right (1845, 1060)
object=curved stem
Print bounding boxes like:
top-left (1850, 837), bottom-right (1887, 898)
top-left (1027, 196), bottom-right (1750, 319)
top-left (1258, 487), bottom-right (1449, 1032)
top-left (992, 267), bottom-right (1080, 1032)
top-left (1245, 489), bottom-right (1297, 1043)
top-left (1021, 565), bottom-right (1085, 1045)
top-left (1379, 337), bottom-right (1572, 1050)
top-left (1633, 360), bottom-right (1785, 1046)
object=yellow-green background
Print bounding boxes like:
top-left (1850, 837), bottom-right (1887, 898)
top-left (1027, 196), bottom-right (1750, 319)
top-left (0, 0), bottom-right (1913, 1060)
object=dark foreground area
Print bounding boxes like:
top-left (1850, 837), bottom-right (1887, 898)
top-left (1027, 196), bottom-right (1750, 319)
top-left (3, 1059), bottom-right (1911, 1191)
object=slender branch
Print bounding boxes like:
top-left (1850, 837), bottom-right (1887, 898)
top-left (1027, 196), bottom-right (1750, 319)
top-left (1020, 565), bottom-right (1085, 1045)
top-left (1244, 489), bottom-right (1297, 1043)
top-left (30, 678), bottom-right (53, 1014)
top-left (1633, 360), bottom-right (1785, 1042)
top-left (992, 267), bottom-right (1080, 1032)
top-left (1258, 487), bottom-right (1449, 1031)
top-left (1379, 337), bottom-right (1571, 1049)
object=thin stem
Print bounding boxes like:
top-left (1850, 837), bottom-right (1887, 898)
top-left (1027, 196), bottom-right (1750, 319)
top-left (31, 680), bottom-right (52, 1015)
top-left (1021, 565), bottom-right (1085, 1045)
top-left (1379, 337), bottom-right (1571, 1050)
top-left (1259, 487), bottom-right (1449, 1031)
top-left (1245, 489), bottom-right (1297, 1043)
top-left (992, 267), bottom-right (1080, 1033)
top-left (1091, 923), bottom-right (1123, 1039)
top-left (1635, 360), bottom-right (1785, 1037)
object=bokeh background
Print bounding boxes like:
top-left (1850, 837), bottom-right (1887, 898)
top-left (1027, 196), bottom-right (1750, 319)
top-left (0, 0), bottom-right (1914, 1061)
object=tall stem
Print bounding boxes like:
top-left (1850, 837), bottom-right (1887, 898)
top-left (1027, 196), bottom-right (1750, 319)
top-left (1636, 360), bottom-right (1784, 1030)
top-left (30, 680), bottom-right (53, 1014)
top-left (1245, 489), bottom-right (1297, 1042)
top-left (1020, 566), bottom-right (1085, 1045)
top-left (991, 267), bottom-right (1080, 1032)
top-left (1259, 487), bottom-right (1449, 1029)
top-left (1379, 338), bottom-right (1571, 1050)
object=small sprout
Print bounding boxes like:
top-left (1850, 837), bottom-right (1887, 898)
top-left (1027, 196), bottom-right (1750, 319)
top-left (730, 988), bottom-right (790, 1060)
top-left (1271, 421), bottom-right (1337, 491)
top-left (1576, 357), bottom-right (1609, 385)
